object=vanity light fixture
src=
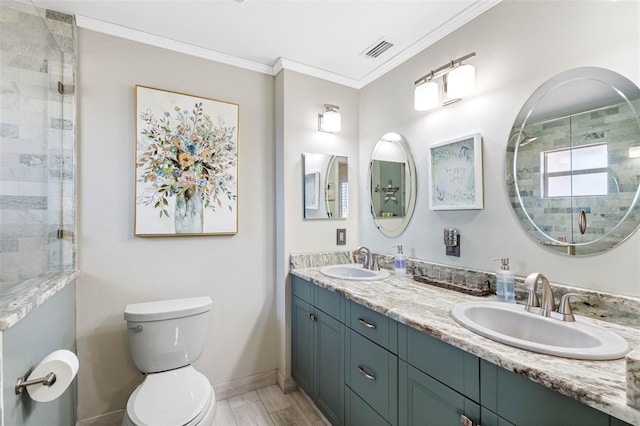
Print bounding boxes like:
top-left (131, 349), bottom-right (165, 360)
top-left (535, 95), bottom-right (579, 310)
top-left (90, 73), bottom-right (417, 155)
top-left (318, 104), bottom-right (341, 133)
top-left (414, 52), bottom-right (476, 111)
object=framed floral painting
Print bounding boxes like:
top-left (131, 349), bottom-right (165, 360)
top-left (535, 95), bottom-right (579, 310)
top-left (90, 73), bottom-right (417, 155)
top-left (428, 133), bottom-right (483, 210)
top-left (135, 85), bottom-right (239, 236)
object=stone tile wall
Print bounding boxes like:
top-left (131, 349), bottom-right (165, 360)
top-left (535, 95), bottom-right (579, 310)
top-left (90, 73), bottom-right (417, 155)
top-left (0, 1), bottom-right (76, 291)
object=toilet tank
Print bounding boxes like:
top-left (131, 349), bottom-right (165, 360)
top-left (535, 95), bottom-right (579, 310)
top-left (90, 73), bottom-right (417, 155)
top-left (124, 297), bottom-right (212, 373)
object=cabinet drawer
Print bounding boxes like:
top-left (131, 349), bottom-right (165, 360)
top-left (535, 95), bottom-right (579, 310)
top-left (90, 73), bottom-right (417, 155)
top-left (345, 385), bottom-right (390, 426)
top-left (348, 301), bottom-right (397, 353)
top-left (291, 275), bottom-right (313, 304)
top-left (346, 329), bottom-right (397, 423)
top-left (398, 324), bottom-right (479, 402)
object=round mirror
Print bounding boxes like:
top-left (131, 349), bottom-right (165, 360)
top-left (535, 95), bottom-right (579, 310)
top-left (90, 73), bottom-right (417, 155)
top-left (369, 132), bottom-right (417, 237)
top-left (506, 67), bottom-right (640, 255)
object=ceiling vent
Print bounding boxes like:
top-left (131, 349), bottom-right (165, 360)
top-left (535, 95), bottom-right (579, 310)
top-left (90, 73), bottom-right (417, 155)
top-left (361, 37), bottom-right (395, 59)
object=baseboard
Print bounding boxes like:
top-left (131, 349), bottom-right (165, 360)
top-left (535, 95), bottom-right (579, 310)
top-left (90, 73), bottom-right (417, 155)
top-left (277, 370), bottom-right (298, 394)
top-left (76, 409), bottom-right (124, 426)
top-left (214, 369), bottom-right (277, 401)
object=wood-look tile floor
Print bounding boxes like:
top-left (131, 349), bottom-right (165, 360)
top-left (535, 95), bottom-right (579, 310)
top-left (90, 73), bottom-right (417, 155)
top-left (213, 385), bottom-right (331, 426)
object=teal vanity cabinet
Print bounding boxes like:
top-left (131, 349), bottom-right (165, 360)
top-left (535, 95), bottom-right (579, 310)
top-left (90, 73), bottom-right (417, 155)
top-left (479, 360), bottom-right (624, 426)
top-left (291, 276), bottom-right (345, 425)
top-left (291, 275), bottom-right (633, 426)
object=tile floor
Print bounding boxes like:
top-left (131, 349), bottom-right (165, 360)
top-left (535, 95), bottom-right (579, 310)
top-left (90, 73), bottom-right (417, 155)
top-left (213, 385), bottom-right (331, 426)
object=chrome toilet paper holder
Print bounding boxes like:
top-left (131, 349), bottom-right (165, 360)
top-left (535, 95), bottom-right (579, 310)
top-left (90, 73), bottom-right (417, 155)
top-left (15, 372), bottom-right (57, 395)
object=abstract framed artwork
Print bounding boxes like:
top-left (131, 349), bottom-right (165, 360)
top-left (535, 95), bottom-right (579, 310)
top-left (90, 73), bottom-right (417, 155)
top-left (428, 133), bottom-right (483, 210)
top-left (134, 85), bottom-right (239, 236)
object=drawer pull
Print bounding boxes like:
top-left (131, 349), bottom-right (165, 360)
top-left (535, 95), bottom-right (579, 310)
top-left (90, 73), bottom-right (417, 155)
top-left (357, 318), bottom-right (377, 329)
top-left (306, 312), bottom-right (317, 322)
top-left (357, 365), bottom-right (376, 381)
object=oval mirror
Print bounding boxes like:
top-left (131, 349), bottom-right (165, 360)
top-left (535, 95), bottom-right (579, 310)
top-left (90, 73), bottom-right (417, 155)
top-left (369, 132), bottom-right (417, 237)
top-left (303, 153), bottom-right (349, 219)
top-left (506, 67), bottom-right (640, 255)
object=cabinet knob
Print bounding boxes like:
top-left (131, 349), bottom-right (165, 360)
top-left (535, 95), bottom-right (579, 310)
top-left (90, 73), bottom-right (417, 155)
top-left (357, 365), bottom-right (377, 381)
top-left (306, 312), bottom-right (317, 322)
top-left (357, 318), bottom-right (377, 329)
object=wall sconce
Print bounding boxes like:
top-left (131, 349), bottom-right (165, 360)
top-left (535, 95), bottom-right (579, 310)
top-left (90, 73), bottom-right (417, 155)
top-left (629, 146), bottom-right (640, 158)
top-left (414, 52), bottom-right (476, 111)
top-left (318, 104), bottom-right (341, 133)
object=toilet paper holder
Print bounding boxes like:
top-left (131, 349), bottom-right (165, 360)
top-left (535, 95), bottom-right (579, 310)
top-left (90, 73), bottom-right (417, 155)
top-left (15, 372), bottom-right (57, 395)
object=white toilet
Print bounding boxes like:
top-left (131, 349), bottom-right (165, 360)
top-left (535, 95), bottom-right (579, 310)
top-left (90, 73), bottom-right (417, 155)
top-left (123, 297), bottom-right (216, 426)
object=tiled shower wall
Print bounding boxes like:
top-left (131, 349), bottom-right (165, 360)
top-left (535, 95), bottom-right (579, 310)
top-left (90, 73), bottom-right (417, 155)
top-left (0, 1), bottom-right (76, 292)
top-left (513, 99), bottom-right (640, 254)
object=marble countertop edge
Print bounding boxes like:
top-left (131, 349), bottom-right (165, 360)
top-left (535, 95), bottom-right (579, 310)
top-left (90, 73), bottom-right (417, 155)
top-left (290, 267), bottom-right (640, 425)
top-left (0, 270), bottom-right (79, 331)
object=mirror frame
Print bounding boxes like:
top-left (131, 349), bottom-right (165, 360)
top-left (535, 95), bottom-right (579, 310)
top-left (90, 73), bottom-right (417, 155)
top-left (506, 67), bottom-right (640, 255)
top-left (368, 132), bottom-right (417, 237)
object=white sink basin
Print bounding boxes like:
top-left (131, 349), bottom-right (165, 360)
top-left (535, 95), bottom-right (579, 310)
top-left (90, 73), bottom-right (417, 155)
top-left (451, 301), bottom-right (629, 360)
top-left (320, 264), bottom-right (390, 281)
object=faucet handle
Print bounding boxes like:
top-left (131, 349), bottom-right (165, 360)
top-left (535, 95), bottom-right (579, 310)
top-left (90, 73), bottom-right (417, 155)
top-left (555, 293), bottom-right (584, 322)
top-left (371, 255), bottom-right (380, 271)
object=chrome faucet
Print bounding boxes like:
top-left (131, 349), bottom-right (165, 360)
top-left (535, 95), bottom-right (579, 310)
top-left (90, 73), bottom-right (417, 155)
top-left (353, 246), bottom-right (376, 270)
top-left (524, 272), bottom-right (579, 321)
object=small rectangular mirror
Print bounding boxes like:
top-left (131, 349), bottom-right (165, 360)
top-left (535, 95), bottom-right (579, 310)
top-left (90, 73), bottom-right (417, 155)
top-left (302, 153), bottom-right (349, 219)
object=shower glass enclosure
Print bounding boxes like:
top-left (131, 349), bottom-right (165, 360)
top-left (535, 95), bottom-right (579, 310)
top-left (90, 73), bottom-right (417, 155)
top-left (0, 1), bottom-right (76, 295)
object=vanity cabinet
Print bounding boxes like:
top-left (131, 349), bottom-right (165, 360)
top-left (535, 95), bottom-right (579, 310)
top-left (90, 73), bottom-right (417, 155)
top-left (291, 276), bottom-right (633, 426)
top-left (291, 276), bottom-right (345, 425)
top-left (480, 360), bottom-right (615, 426)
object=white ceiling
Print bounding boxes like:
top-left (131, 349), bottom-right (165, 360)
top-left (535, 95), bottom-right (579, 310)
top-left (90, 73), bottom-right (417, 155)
top-left (33, 0), bottom-right (500, 88)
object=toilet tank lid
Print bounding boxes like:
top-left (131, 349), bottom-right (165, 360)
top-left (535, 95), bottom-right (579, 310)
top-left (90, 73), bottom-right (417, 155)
top-left (124, 297), bottom-right (212, 322)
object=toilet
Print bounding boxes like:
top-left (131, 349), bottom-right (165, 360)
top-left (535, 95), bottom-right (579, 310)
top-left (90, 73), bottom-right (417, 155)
top-left (123, 297), bottom-right (216, 426)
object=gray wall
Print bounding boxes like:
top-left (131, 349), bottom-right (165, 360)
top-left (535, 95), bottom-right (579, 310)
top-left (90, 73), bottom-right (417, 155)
top-left (2, 281), bottom-right (76, 426)
top-left (76, 28), bottom-right (277, 420)
top-left (358, 0), bottom-right (640, 296)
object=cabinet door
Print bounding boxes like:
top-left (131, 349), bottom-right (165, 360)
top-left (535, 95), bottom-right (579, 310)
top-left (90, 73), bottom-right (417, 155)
top-left (345, 386), bottom-right (390, 426)
top-left (399, 360), bottom-right (480, 426)
top-left (315, 310), bottom-right (344, 425)
top-left (292, 296), bottom-right (315, 398)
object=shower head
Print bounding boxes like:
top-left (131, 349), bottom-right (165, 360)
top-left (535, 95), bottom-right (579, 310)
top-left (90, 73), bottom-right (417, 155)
top-left (519, 132), bottom-right (538, 147)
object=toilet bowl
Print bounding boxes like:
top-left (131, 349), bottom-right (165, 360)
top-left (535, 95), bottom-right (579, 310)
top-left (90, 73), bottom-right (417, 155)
top-left (123, 297), bottom-right (215, 426)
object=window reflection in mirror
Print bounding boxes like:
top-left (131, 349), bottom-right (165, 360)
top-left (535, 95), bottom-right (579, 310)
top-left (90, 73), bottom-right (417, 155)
top-left (302, 153), bottom-right (348, 220)
top-left (507, 67), bottom-right (640, 255)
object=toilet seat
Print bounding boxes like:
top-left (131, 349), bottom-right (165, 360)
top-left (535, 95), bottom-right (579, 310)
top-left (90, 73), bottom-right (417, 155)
top-left (126, 366), bottom-right (213, 426)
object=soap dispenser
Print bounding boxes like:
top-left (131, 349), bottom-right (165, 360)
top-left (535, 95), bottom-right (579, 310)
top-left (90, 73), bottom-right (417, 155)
top-left (493, 257), bottom-right (515, 303)
top-left (394, 246), bottom-right (406, 277)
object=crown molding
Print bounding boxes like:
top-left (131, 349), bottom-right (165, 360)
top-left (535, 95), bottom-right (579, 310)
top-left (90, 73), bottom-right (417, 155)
top-left (75, 15), bottom-right (274, 75)
top-left (273, 58), bottom-right (361, 89)
top-left (75, 0), bottom-right (501, 90)
top-left (355, 0), bottom-right (501, 89)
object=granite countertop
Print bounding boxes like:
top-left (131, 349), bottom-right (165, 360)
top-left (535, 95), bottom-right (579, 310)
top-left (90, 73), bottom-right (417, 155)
top-left (290, 266), bottom-right (640, 425)
top-left (0, 270), bottom-right (79, 331)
